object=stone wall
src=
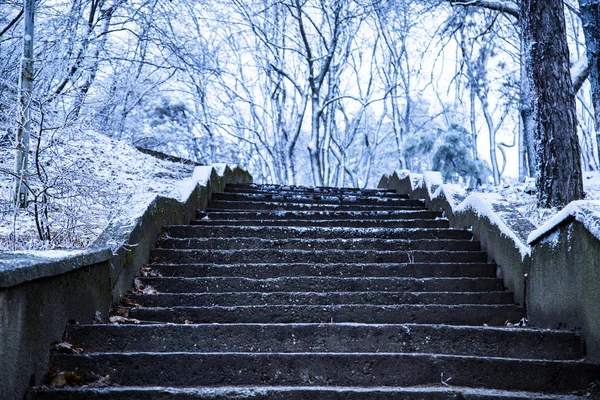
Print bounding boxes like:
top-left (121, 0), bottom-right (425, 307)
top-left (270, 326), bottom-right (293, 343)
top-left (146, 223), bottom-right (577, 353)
top-left (0, 164), bottom-right (252, 400)
top-left (379, 170), bottom-right (600, 360)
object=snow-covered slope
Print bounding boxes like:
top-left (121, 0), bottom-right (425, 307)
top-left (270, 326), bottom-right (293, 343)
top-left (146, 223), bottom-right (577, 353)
top-left (0, 131), bottom-right (194, 251)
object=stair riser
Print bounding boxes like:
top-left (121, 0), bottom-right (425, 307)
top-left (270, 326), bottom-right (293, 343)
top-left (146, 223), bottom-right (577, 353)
top-left (157, 239), bottom-right (480, 252)
top-left (198, 210), bottom-right (441, 220)
top-left (150, 250), bottom-right (487, 264)
top-left (127, 305), bottom-right (523, 325)
top-left (164, 226), bottom-right (473, 240)
top-left (225, 184), bottom-right (397, 194)
top-left (48, 353), bottom-right (597, 392)
top-left (209, 200), bottom-right (424, 211)
top-left (129, 291), bottom-right (514, 307)
top-left (139, 277), bottom-right (504, 293)
top-left (65, 324), bottom-right (582, 360)
top-left (190, 219), bottom-right (449, 228)
top-left (150, 263), bottom-right (495, 278)
top-left (213, 193), bottom-right (422, 207)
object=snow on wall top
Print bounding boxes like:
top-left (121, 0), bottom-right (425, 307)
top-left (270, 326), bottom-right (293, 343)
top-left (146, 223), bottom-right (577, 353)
top-left (409, 173), bottom-right (423, 191)
top-left (454, 192), bottom-right (534, 259)
top-left (422, 171), bottom-right (443, 197)
top-left (527, 200), bottom-right (600, 244)
top-left (431, 183), bottom-right (467, 209)
top-left (172, 166), bottom-right (215, 203)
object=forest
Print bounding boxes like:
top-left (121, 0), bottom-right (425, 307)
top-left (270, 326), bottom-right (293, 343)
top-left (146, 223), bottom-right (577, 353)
top-left (0, 0), bottom-right (599, 249)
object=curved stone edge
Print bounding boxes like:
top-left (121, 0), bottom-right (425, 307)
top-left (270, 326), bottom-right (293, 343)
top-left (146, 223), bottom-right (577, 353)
top-left (527, 200), bottom-right (600, 245)
top-left (379, 170), bottom-right (534, 306)
top-left (0, 164), bottom-right (251, 400)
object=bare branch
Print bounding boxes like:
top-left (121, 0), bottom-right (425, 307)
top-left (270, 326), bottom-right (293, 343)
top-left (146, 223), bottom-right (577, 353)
top-left (449, 0), bottom-right (519, 19)
top-left (571, 54), bottom-right (590, 93)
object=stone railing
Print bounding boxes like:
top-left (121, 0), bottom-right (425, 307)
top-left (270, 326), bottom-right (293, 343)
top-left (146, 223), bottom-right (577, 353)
top-left (379, 170), bottom-right (600, 361)
top-left (0, 164), bottom-right (252, 400)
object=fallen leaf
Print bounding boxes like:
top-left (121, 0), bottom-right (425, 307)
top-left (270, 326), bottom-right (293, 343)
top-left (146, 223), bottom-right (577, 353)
top-left (120, 296), bottom-right (140, 307)
top-left (49, 371), bottom-right (82, 388)
top-left (52, 342), bottom-right (83, 355)
top-left (133, 278), bottom-right (158, 294)
top-left (109, 315), bottom-right (141, 324)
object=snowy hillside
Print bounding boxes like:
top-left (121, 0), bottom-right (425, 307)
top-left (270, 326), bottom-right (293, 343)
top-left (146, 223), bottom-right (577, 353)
top-left (0, 131), bottom-right (194, 251)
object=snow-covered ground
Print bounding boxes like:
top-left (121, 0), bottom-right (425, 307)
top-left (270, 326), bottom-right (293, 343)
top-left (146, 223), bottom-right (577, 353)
top-left (475, 172), bottom-right (600, 227)
top-left (0, 131), bottom-right (194, 251)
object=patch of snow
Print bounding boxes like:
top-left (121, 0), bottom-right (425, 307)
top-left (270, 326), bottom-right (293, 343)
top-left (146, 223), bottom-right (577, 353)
top-left (454, 193), bottom-right (531, 259)
top-left (171, 166), bottom-right (213, 203)
top-left (395, 170), bottom-right (411, 180)
top-left (410, 173), bottom-right (423, 191)
top-left (431, 184), bottom-right (467, 209)
top-left (422, 171), bottom-right (443, 197)
top-left (539, 230), bottom-right (561, 250)
top-left (10, 249), bottom-right (88, 258)
top-left (527, 200), bottom-right (600, 244)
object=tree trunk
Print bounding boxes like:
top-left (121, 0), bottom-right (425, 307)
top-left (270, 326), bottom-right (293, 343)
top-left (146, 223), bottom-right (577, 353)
top-left (14, 0), bottom-right (35, 208)
top-left (521, 0), bottom-right (584, 207)
top-left (519, 31), bottom-right (536, 178)
top-left (579, 0), bottom-right (600, 166)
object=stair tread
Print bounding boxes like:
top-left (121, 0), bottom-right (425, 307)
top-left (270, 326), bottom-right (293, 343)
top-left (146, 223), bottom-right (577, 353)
top-left (26, 385), bottom-right (584, 400)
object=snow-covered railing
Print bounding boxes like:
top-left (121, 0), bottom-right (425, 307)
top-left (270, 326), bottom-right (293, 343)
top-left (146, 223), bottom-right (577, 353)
top-left (526, 200), bottom-right (600, 361)
top-left (378, 170), bottom-right (535, 307)
top-left (379, 170), bottom-right (600, 361)
top-left (0, 164), bottom-right (252, 400)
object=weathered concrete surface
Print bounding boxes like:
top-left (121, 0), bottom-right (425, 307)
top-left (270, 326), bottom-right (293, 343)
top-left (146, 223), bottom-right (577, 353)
top-left (0, 261), bottom-right (112, 400)
top-left (450, 197), bottom-right (534, 307)
top-left (528, 220), bottom-right (600, 361)
top-left (0, 164), bottom-right (251, 400)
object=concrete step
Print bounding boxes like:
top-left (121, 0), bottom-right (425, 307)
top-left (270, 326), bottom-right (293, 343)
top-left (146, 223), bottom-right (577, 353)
top-left (225, 187), bottom-right (409, 198)
top-left (26, 386), bottom-right (585, 400)
top-left (190, 218), bottom-right (449, 228)
top-left (212, 192), bottom-right (421, 207)
top-left (45, 352), bottom-right (598, 392)
top-left (163, 226), bottom-right (474, 240)
top-left (198, 209), bottom-right (442, 220)
top-left (137, 276), bottom-right (504, 293)
top-left (150, 249), bottom-right (487, 264)
top-left (149, 262), bottom-right (496, 278)
top-left (156, 238), bottom-right (480, 252)
top-left (64, 323), bottom-right (583, 360)
top-left (126, 304), bottom-right (523, 325)
top-left (128, 291), bottom-right (515, 307)
top-left (225, 183), bottom-right (397, 194)
top-left (208, 200), bottom-right (424, 211)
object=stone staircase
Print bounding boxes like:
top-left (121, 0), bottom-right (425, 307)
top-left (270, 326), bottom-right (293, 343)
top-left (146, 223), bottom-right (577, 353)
top-left (29, 184), bottom-right (600, 399)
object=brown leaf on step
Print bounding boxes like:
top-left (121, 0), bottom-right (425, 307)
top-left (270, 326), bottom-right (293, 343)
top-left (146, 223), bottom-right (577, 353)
top-left (133, 277), bottom-right (158, 294)
top-left (110, 307), bottom-right (128, 317)
top-left (52, 342), bottom-right (83, 355)
top-left (49, 371), bottom-right (82, 388)
top-left (140, 266), bottom-right (162, 277)
top-left (109, 315), bottom-right (141, 324)
top-left (120, 295), bottom-right (140, 307)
